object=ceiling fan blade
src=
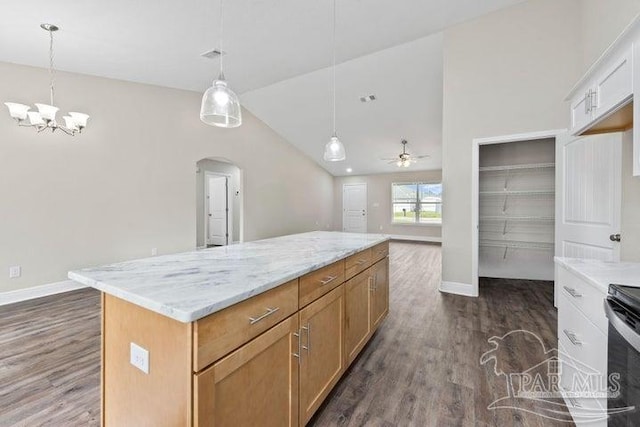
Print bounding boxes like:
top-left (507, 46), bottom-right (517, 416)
top-left (415, 155), bottom-right (430, 159)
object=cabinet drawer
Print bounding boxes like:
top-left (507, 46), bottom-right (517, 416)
top-left (194, 280), bottom-right (298, 371)
top-left (299, 260), bottom-right (345, 308)
top-left (557, 266), bottom-right (607, 334)
top-left (558, 341), bottom-right (606, 427)
top-left (345, 248), bottom-right (372, 279)
top-left (371, 241), bottom-right (389, 263)
top-left (558, 292), bottom-right (608, 414)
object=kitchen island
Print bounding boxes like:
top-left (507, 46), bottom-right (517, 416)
top-left (69, 231), bottom-right (390, 427)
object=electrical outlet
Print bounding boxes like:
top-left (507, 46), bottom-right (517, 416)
top-left (9, 266), bottom-right (21, 279)
top-left (151, 247), bottom-right (158, 256)
top-left (130, 342), bottom-right (149, 374)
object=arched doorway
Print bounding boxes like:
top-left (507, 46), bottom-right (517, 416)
top-left (196, 157), bottom-right (243, 248)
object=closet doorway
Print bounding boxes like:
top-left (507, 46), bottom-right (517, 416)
top-left (471, 130), bottom-right (623, 297)
top-left (471, 130), bottom-right (561, 296)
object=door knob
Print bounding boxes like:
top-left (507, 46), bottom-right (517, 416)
top-left (610, 234), bottom-right (621, 242)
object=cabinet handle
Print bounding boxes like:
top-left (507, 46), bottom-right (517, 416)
top-left (563, 329), bottom-right (582, 346)
top-left (319, 275), bottom-right (338, 286)
top-left (585, 91), bottom-right (590, 114)
top-left (563, 286), bottom-right (582, 298)
top-left (293, 329), bottom-right (302, 363)
top-left (373, 276), bottom-right (378, 291)
top-left (368, 276), bottom-right (374, 292)
top-left (301, 323), bottom-right (311, 352)
top-left (249, 307), bottom-right (280, 325)
top-left (590, 89), bottom-right (598, 112)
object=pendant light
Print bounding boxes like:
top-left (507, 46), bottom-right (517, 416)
top-left (200, 0), bottom-right (242, 128)
top-left (323, 0), bottom-right (346, 162)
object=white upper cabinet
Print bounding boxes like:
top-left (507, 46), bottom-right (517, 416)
top-left (567, 17), bottom-right (639, 176)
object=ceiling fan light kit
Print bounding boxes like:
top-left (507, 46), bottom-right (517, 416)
top-left (200, 0), bottom-right (242, 128)
top-left (5, 24), bottom-right (90, 136)
top-left (383, 139), bottom-right (429, 168)
top-left (323, 0), bottom-right (346, 162)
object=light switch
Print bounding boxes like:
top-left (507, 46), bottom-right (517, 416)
top-left (130, 342), bottom-right (149, 374)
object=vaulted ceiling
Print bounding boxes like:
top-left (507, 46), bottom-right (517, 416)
top-left (0, 0), bottom-right (525, 175)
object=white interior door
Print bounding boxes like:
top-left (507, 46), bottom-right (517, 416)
top-left (207, 176), bottom-right (228, 246)
top-left (555, 133), bottom-right (622, 261)
top-left (343, 183), bottom-right (367, 233)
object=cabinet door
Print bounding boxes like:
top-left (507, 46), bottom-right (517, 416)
top-left (370, 257), bottom-right (389, 330)
top-left (593, 50), bottom-right (633, 123)
top-left (194, 315), bottom-right (299, 427)
top-left (299, 285), bottom-right (345, 425)
top-left (344, 270), bottom-right (371, 365)
top-left (570, 90), bottom-right (594, 135)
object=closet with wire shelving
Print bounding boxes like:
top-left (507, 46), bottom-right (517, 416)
top-left (479, 139), bottom-right (555, 281)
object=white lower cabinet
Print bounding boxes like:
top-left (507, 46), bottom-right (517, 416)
top-left (556, 266), bottom-right (608, 426)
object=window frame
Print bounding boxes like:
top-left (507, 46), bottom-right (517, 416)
top-left (391, 181), bottom-right (442, 226)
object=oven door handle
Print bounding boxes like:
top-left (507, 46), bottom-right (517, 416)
top-left (604, 299), bottom-right (640, 353)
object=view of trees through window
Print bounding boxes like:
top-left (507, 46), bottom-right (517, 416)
top-left (392, 182), bottom-right (442, 224)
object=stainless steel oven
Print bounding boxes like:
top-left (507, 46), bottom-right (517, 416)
top-left (605, 284), bottom-right (640, 426)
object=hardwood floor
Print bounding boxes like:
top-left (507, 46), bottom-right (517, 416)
top-left (0, 288), bottom-right (101, 426)
top-left (0, 242), bottom-right (570, 426)
top-left (309, 242), bottom-right (571, 427)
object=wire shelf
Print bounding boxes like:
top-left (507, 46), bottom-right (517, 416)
top-left (480, 216), bottom-right (555, 222)
top-left (480, 239), bottom-right (554, 250)
top-left (480, 190), bottom-right (555, 196)
top-left (479, 163), bottom-right (556, 172)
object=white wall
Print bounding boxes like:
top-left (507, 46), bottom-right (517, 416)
top-left (195, 159), bottom-right (242, 247)
top-left (581, 0), bottom-right (640, 70)
top-left (333, 170), bottom-right (442, 241)
top-left (0, 61), bottom-right (334, 293)
top-left (441, 0), bottom-right (583, 287)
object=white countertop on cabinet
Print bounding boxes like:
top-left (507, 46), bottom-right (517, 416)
top-left (69, 231), bottom-right (389, 323)
top-left (555, 257), bottom-right (640, 294)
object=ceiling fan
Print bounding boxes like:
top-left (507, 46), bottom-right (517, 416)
top-left (381, 139), bottom-right (429, 168)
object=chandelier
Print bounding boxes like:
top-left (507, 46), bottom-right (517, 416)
top-left (4, 24), bottom-right (89, 136)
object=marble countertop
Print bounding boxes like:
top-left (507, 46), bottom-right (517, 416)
top-left (555, 257), bottom-right (640, 293)
top-left (69, 231), bottom-right (389, 323)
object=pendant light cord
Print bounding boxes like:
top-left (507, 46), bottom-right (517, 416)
top-left (219, 0), bottom-right (224, 78)
top-left (49, 28), bottom-right (55, 105)
top-left (332, 0), bottom-right (336, 136)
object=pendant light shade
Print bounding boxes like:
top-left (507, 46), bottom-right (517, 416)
top-left (200, 75), bottom-right (242, 128)
top-left (324, 134), bottom-right (346, 161)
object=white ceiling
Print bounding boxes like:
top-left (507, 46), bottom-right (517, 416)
top-left (242, 33), bottom-right (444, 176)
top-left (0, 0), bottom-right (525, 174)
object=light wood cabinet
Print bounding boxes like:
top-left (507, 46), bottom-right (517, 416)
top-left (370, 257), bottom-right (389, 330)
top-left (194, 279), bottom-right (299, 371)
top-left (195, 314), bottom-right (300, 427)
top-left (344, 270), bottom-right (372, 365)
top-left (298, 285), bottom-right (345, 425)
top-left (100, 242), bottom-right (389, 427)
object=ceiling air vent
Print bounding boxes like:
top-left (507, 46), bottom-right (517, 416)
top-left (200, 49), bottom-right (224, 59)
top-left (359, 94), bottom-right (377, 103)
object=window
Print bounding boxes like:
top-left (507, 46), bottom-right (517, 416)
top-left (391, 182), bottom-right (442, 225)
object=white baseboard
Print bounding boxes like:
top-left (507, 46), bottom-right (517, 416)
top-left (439, 281), bottom-right (478, 297)
top-left (0, 280), bottom-right (87, 306)
top-left (389, 234), bottom-right (442, 243)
